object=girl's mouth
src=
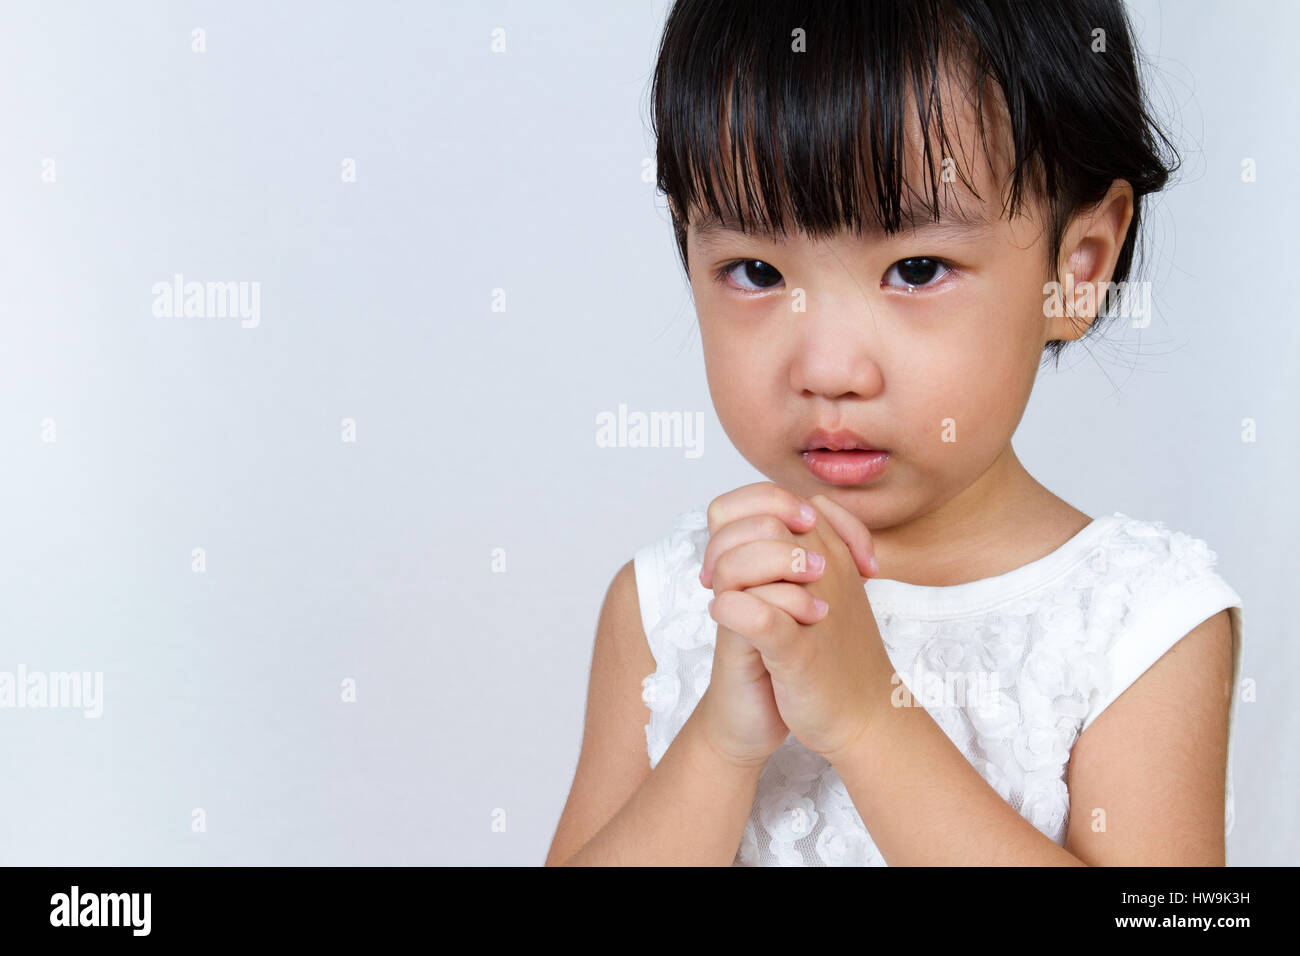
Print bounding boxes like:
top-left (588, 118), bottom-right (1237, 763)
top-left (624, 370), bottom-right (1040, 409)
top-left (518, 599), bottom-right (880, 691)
top-left (801, 448), bottom-right (891, 485)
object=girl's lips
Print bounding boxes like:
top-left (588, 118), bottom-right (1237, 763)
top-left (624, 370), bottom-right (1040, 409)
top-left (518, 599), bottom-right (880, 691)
top-left (800, 427), bottom-right (881, 452)
top-left (801, 448), bottom-right (890, 485)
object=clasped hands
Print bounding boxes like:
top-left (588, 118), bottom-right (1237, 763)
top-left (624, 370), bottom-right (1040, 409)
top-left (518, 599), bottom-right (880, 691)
top-left (698, 482), bottom-right (897, 765)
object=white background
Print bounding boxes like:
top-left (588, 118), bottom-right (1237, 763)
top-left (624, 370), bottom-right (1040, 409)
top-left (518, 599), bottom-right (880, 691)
top-left (0, 0), bottom-right (1292, 865)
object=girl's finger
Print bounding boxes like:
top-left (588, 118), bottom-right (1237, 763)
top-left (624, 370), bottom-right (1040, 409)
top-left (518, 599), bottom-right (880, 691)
top-left (742, 581), bottom-right (830, 625)
top-left (711, 538), bottom-right (827, 595)
top-left (705, 481), bottom-right (816, 538)
top-left (708, 587), bottom-right (801, 666)
top-left (699, 512), bottom-right (793, 589)
top-left (807, 494), bottom-right (878, 578)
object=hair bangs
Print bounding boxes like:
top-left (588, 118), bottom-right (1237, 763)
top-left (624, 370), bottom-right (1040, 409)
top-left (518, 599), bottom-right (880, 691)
top-left (652, 0), bottom-right (1040, 257)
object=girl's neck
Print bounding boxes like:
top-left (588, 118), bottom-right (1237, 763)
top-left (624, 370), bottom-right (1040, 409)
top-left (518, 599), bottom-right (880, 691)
top-left (869, 445), bottom-right (1091, 589)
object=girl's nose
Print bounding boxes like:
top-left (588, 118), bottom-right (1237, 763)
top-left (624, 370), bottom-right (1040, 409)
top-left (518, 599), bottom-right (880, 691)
top-left (788, 307), bottom-right (885, 401)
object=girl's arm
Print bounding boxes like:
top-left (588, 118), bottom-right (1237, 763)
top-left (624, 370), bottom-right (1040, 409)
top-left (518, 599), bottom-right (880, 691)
top-left (557, 707), bottom-right (763, 866)
top-left (825, 609), bottom-right (1233, 866)
top-left (1063, 609), bottom-right (1233, 865)
top-left (546, 560), bottom-right (761, 867)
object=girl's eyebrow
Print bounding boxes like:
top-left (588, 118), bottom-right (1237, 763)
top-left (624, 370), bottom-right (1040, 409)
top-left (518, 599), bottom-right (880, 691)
top-left (690, 197), bottom-right (993, 247)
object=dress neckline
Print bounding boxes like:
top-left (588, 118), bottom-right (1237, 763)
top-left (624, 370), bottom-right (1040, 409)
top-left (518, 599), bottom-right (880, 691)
top-left (863, 511), bottom-right (1128, 618)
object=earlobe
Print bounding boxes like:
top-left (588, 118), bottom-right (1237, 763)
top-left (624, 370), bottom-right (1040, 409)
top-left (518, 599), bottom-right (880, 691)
top-left (1044, 246), bottom-right (1100, 342)
top-left (1045, 298), bottom-right (1094, 343)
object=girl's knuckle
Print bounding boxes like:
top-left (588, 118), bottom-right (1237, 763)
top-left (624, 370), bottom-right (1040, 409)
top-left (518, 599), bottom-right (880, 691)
top-left (712, 551), bottom-right (734, 589)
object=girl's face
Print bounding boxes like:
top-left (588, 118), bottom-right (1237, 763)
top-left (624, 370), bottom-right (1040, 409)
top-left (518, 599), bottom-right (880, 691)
top-left (687, 169), bottom-right (1047, 530)
top-left (684, 99), bottom-right (1131, 536)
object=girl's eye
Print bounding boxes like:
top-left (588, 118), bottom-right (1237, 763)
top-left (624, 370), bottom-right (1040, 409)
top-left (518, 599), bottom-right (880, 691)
top-left (715, 259), bottom-right (784, 293)
top-left (714, 256), bottom-right (955, 294)
top-left (883, 257), bottom-right (952, 290)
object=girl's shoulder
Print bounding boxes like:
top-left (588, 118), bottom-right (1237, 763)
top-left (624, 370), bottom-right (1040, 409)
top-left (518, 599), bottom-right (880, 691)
top-left (1070, 512), bottom-right (1243, 736)
top-left (1090, 511), bottom-right (1235, 589)
top-left (1069, 512), bottom-right (1244, 837)
top-left (1082, 512), bottom-right (1242, 665)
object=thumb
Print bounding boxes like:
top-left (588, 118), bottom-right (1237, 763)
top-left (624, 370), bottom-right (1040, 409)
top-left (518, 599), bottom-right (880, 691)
top-left (808, 494), bottom-right (878, 579)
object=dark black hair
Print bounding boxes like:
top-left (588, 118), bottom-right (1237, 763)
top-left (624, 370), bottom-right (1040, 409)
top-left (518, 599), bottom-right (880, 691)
top-left (650, 0), bottom-right (1181, 367)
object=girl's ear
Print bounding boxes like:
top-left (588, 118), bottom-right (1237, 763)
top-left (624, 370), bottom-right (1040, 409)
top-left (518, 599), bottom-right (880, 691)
top-left (1047, 179), bottom-right (1135, 342)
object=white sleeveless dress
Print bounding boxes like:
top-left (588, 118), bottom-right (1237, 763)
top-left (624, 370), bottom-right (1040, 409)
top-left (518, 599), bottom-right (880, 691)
top-left (633, 509), bottom-right (1244, 866)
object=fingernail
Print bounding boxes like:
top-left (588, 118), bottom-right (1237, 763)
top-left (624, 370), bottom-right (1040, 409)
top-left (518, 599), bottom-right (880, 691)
top-left (813, 598), bottom-right (829, 616)
top-left (869, 555), bottom-right (879, 575)
top-left (800, 503), bottom-right (816, 524)
top-left (808, 551), bottom-right (825, 571)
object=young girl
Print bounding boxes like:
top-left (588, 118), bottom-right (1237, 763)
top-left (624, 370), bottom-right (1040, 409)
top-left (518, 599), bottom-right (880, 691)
top-left (547, 0), bottom-right (1243, 866)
